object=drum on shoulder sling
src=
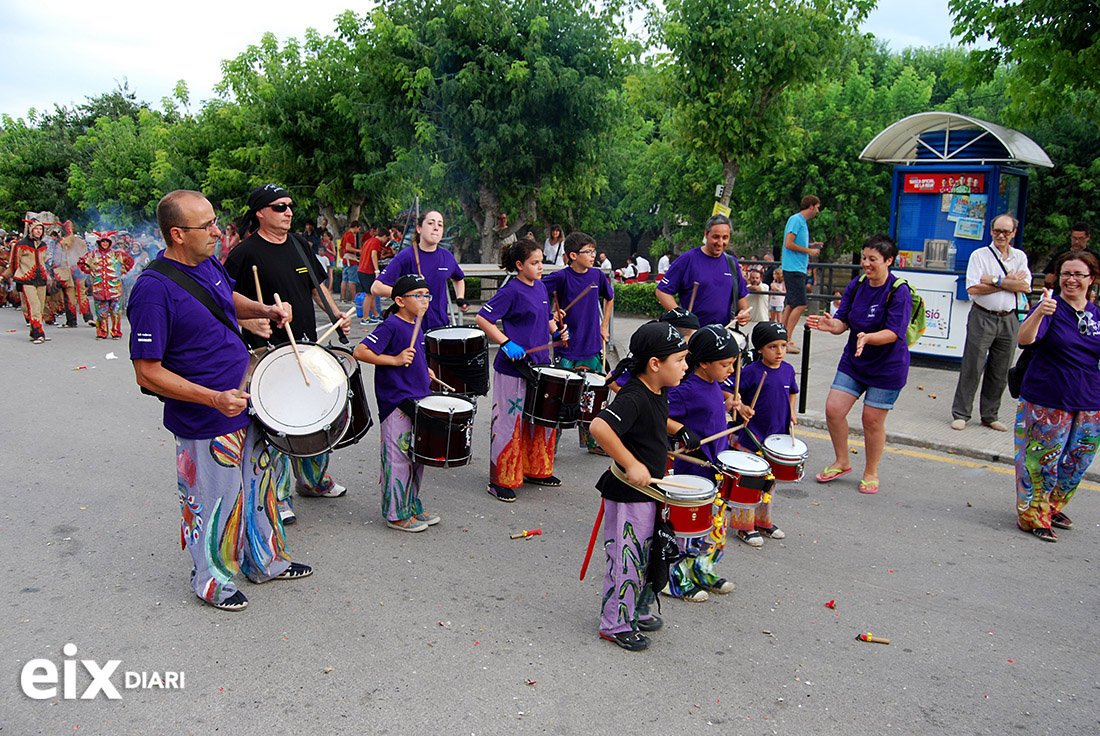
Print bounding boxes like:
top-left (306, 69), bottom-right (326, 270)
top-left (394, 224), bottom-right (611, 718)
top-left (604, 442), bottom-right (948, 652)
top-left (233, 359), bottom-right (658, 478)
top-left (247, 344), bottom-right (351, 457)
top-left (424, 326), bottom-right (489, 396)
top-left (330, 346), bottom-right (374, 449)
top-left (762, 434), bottom-right (808, 482)
top-left (523, 366), bottom-right (584, 430)
top-left (654, 474), bottom-right (717, 538)
top-left (410, 393), bottom-right (476, 468)
top-left (714, 449), bottom-right (774, 533)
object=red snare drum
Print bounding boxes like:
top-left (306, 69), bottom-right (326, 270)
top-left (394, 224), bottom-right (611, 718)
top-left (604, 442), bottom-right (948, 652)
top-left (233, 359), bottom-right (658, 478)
top-left (714, 450), bottom-right (773, 505)
top-left (410, 394), bottom-right (476, 468)
top-left (762, 434), bottom-right (808, 482)
top-left (655, 475), bottom-right (717, 538)
top-left (523, 366), bottom-right (584, 429)
top-left (579, 372), bottom-right (610, 426)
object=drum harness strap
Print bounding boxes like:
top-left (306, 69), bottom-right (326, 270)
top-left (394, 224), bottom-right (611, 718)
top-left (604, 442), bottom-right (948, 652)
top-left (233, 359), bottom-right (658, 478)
top-left (288, 233), bottom-right (350, 344)
top-left (609, 463), bottom-right (712, 507)
top-left (135, 259), bottom-right (248, 401)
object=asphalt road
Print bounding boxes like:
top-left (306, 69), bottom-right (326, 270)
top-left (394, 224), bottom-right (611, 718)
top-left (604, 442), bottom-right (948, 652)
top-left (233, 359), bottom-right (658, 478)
top-left (2, 306), bottom-right (1098, 735)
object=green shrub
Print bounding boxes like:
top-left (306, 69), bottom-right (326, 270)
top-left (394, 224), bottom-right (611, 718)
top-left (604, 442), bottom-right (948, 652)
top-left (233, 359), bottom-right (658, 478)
top-left (613, 282), bottom-right (664, 317)
top-left (464, 276), bottom-right (482, 301)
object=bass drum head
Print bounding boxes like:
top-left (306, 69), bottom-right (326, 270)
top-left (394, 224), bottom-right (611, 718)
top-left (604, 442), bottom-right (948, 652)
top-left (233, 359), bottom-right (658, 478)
top-left (329, 346), bottom-right (360, 378)
top-left (249, 344), bottom-right (349, 435)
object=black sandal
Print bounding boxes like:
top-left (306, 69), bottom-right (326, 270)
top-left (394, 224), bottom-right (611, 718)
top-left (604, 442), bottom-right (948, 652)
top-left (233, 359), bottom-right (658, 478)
top-left (1051, 511), bottom-right (1073, 530)
top-left (1022, 526), bottom-right (1057, 543)
top-left (600, 630), bottom-right (650, 651)
top-left (275, 562), bottom-right (314, 580)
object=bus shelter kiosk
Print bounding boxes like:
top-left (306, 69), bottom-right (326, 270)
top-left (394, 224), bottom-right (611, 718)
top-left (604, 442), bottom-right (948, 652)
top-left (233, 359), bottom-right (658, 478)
top-left (860, 112), bottom-right (1053, 359)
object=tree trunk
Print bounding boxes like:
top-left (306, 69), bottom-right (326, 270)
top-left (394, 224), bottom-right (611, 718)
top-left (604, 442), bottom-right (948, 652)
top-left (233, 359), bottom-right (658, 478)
top-left (317, 201), bottom-right (339, 240)
top-left (719, 159), bottom-right (740, 207)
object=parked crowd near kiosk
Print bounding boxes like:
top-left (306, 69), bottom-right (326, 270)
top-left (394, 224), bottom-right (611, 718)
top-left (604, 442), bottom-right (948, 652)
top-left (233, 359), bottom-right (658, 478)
top-left (5, 189), bottom-right (1096, 650)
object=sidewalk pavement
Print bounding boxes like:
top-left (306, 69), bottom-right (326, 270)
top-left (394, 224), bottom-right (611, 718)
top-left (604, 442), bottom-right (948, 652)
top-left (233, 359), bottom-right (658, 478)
top-left (605, 312), bottom-right (1100, 483)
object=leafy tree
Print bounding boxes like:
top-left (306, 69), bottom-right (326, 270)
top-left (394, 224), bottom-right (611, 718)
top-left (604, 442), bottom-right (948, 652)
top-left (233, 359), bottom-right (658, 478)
top-left (0, 110), bottom-right (81, 229)
top-left (652, 0), bottom-right (874, 209)
top-left (358, 0), bottom-right (623, 260)
top-left (949, 0), bottom-right (1100, 123)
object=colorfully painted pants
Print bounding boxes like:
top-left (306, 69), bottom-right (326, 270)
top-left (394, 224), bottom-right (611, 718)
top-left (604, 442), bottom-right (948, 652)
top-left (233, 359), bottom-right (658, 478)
top-left (93, 297), bottom-right (122, 338)
top-left (175, 422), bottom-right (292, 605)
top-left (379, 410), bottom-right (425, 522)
top-left (600, 500), bottom-right (656, 636)
top-left (490, 372), bottom-right (557, 489)
top-left (1014, 400), bottom-right (1100, 531)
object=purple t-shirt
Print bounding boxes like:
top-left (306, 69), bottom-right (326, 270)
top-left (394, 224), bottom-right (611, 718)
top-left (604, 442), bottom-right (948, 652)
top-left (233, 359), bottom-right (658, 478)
top-left (657, 247), bottom-right (748, 327)
top-left (668, 372), bottom-right (729, 477)
top-left (737, 360), bottom-right (797, 448)
top-left (834, 274), bottom-right (911, 390)
top-left (1021, 296), bottom-right (1100, 411)
top-left (478, 278), bottom-right (552, 378)
top-left (542, 266), bottom-right (614, 360)
top-left (128, 253), bottom-right (251, 440)
top-left (361, 313), bottom-right (431, 421)
top-left (377, 246), bottom-right (465, 330)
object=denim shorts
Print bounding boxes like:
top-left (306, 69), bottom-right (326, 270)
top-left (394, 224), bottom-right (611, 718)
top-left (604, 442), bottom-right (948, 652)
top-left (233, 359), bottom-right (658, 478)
top-left (342, 265), bottom-right (360, 285)
top-left (830, 370), bottom-right (901, 410)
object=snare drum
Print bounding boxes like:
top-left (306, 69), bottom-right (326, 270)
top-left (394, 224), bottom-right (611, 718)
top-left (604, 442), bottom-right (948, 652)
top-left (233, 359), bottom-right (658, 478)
top-left (714, 450), bottom-right (773, 505)
top-left (714, 450), bottom-right (773, 532)
top-left (425, 326), bottom-right (489, 396)
top-left (762, 434), bottom-right (808, 482)
top-left (410, 393), bottom-right (476, 468)
top-left (523, 366), bottom-right (584, 429)
top-left (248, 344), bottom-right (351, 457)
top-left (579, 372), bottom-right (610, 426)
top-left (330, 347), bottom-right (374, 449)
top-left (655, 475), bottom-right (718, 538)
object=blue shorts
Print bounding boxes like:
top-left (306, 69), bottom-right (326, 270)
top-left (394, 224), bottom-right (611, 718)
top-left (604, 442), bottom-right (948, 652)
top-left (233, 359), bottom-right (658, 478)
top-left (830, 370), bottom-right (901, 410)
top-left (342, 266), bottom-right (360, 285)
top-left (783, 270), bottom-right (807, 307)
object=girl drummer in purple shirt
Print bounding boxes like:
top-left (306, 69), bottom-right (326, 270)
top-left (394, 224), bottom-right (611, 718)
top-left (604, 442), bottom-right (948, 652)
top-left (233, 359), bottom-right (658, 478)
top-left (805, 234), bottom-right (911, 495)
top-left (476, 238), bottom-right (568, 502)
top-left (354, 274), bottom-right (441, 533)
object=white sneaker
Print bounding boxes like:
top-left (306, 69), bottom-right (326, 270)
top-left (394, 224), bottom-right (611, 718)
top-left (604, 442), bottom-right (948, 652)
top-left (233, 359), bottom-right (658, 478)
top-left (738, 530), bottom-right (764, 547)
top-left (278, 500), bottom-right (297, 525)
top-left (320, 482), bottom-right (347, 498)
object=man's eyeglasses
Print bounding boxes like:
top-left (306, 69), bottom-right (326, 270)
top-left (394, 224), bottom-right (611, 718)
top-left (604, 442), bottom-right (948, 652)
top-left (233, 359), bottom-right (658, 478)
top-left (267, 203), bottom-right (293, 213)
top-left (175, 218), bottom-right (219, 232)
top-left (1060, 271), bottom-right (1091, 280)
top-left (991, 228), bottom-right (1015, 236)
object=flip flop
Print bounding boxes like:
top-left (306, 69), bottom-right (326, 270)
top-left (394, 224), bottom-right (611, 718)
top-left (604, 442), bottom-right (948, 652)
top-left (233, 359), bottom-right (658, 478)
top-left (815, 467), bottom-right (852, 483)
top-left (858, 479), bottom-right (879, 494)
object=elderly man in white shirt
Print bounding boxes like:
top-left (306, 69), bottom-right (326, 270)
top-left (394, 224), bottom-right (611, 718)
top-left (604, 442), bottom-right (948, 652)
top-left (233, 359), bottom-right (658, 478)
top-left (950, 214), bottom-right (1032, 431)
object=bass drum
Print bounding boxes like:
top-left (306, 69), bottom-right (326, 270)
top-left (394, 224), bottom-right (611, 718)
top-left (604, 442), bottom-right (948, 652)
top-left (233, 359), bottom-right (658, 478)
top-left (248, 344), bottom-right (351, 457)
top-left (330, 346), bottom-right (374, 449)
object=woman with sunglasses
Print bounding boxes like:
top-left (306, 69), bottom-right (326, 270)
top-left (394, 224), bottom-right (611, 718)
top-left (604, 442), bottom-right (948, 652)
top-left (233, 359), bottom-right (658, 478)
top-left (1015, 250), bottom-right (1100, 542)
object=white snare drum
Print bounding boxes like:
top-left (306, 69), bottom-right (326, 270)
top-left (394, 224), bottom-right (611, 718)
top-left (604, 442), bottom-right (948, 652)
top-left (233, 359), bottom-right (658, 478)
top-left (762, 434), bottom-right (808, 482)
top-left (248, 344), bottom-right (350, 457)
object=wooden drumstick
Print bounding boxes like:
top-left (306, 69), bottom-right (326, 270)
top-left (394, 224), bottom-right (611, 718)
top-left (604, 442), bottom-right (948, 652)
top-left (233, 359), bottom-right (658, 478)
top-left (561, 284), bottom-right (597, 315)
top-left (525, 338), bottom-right (565, 355)
top-left (252, 265), bottom-right (263, 304)
top-left (409, 310), bottom-right (424, 351)
top-left (412, 195), bottom-right (422, 277)
top-left (273, 292), bottom-right (310, 386)
top-left (315, 305), bottom-right (357, 344)
top-left (431, 375), bottom-right (457, 392)
top-left (790, 418), bottom-right (796, 448)
top-left (749, 372), bottom-right (766, 410)
top-left (687, 281), bottom-right (699, 313)
top-left (733, 350), bottom-right (742, 397)
top-left (667, 452), bottom-right (712, 468)
top-left (649, 477), bottom-right (706, 491)
top-left (670, 423), bottom-right (746, 459)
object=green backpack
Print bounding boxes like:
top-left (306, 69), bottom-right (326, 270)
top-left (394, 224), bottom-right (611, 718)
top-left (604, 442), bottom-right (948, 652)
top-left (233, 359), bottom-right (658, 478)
top-left (857, 275), bottom-right (927, 347)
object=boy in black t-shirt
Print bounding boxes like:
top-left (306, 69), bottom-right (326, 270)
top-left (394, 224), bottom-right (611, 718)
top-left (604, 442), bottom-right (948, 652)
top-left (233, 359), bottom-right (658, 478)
top-left (589, 322), bottom-right (699, 651)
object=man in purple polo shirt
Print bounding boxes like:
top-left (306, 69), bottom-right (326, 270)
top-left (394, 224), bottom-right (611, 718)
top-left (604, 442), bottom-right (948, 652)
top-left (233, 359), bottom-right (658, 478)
top-left (128, 190), bottom-right (314, 612)
top-left (656, 214), bottom-right (751, 328)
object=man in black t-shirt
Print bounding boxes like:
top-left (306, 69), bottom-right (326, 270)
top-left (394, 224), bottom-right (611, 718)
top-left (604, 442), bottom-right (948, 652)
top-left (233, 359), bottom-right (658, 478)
top-left (225, 184), bottom-right (352, 516)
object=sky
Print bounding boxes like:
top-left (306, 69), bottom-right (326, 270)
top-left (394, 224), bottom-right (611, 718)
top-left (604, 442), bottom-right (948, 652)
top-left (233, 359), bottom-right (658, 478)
top-left (0, 0), bottom-right (966, 122)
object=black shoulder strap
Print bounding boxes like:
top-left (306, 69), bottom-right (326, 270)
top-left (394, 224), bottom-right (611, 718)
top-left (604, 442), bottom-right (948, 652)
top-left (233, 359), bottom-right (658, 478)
top-left (988, 245), bottom-right (1010, 276)
top-left (141, 259), bottom-right (247, 346)
top-left (288, 233), bottom-right (348, 344)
